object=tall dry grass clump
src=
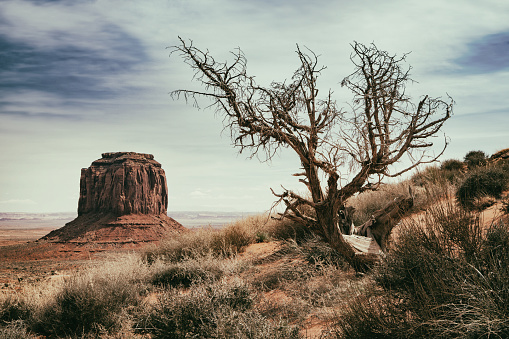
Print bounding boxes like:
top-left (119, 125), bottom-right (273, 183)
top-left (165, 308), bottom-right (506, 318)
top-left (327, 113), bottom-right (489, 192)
top-left (0, 320), bottom-right (34, 339)
top-left (149, 254), bottom-right (246, 288)
top-left (144, 215), bottom-right (269, 262)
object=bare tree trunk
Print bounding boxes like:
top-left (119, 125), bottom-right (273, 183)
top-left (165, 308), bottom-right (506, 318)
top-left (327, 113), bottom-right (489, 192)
top-left (354, 188), bottom-right (414, 252)
top-left (319, 213), bottom-right (379, 271)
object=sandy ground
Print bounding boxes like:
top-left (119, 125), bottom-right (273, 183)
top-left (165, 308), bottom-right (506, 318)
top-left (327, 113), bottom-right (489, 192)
top-left (0, 227), bottom-right (57, 247)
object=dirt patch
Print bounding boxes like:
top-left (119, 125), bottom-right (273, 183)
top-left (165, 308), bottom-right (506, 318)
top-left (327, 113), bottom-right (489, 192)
top-left (0, 227), bottom-right (58, 247)
top-left (239, 241), bottom-right (283, 260)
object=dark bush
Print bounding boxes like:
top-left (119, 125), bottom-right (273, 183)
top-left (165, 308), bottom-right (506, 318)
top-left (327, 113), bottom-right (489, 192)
top-left (151, 259), bottom-right (224, 288)
top-left (0, 295), bottom-right (28, 325)
top-left (456, 167), bottom-right (508, 209)
top-left (31, 275), bottom-right (141, 338)
top-left (440, 159), bottom-right (464, 171)
top-left (464, 150), bottom-right (487, 169)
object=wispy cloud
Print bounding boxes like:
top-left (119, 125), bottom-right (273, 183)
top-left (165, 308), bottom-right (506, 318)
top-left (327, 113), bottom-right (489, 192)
top-left (454, 31), bottom-right (509, 74)
top-left (0, 199), bottom-right (36, 205)
top-left (0, 0), bottom-right (148, 121)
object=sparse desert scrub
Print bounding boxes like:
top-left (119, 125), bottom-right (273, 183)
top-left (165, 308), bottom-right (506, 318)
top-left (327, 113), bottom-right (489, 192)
top-left (28, 257), bottom-right (147, 338)
top-left (6, 161), bottom-right (509, 338)
top-left (143, 277), bottom-right (300, 339)
top-left (331, 200), bottom-right (509, 338)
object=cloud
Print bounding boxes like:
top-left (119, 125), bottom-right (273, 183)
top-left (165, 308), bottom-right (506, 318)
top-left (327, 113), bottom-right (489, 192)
top-left (190, 190), bottom-right (210, 197)
top-left (0, 0), bottom-right (148, 121)
top-left (0, 32), bottom-right (144, 98)
top-left (453, 31), bottom-right (509, 74)
top-left (0, 199), bottom-right (36, 205)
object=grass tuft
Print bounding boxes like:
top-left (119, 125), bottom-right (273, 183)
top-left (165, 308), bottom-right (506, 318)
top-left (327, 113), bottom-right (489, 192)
top-left (0, 320), bottom-right (34, 339)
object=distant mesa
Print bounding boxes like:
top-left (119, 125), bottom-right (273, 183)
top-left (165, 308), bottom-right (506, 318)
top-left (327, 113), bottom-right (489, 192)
top-left (42, 152), bottom-right (185, 244)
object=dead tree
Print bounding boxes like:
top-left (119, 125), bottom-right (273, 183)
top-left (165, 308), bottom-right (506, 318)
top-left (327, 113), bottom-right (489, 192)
top-left (171, 38), bottom-right (453, 270)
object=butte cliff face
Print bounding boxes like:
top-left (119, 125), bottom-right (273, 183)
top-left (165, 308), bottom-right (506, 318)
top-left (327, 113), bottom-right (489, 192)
top-left (78, 152), bottom-right (168, 216)
top-left (43, 152), bottom-right (185, 244)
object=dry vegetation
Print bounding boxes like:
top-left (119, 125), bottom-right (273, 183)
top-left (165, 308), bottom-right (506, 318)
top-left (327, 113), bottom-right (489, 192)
top-left (1, 153), bottom-right (509, 338)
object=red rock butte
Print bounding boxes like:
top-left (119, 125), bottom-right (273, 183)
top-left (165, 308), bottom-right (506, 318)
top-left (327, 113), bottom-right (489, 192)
top-left (42, 152), bottom-right (185, 244)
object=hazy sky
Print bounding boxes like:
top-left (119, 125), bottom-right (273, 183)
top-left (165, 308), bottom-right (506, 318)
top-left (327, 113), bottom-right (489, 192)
top-left (1, 0), bottom-right (508, 213)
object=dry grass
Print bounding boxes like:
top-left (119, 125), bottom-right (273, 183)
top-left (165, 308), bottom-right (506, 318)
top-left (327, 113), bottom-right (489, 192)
top-left (330, 195), bottom-right (509, 338)
top-left (144, 215), bottom-right (270, 262)
top-left (347, 180), bottom-right (428, 225)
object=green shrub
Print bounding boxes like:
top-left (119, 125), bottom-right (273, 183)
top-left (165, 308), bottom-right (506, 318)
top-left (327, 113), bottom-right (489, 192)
top-left (464, 150), bottom-right (488, 169)
top-left (456, 167), bottom-right (508, 209)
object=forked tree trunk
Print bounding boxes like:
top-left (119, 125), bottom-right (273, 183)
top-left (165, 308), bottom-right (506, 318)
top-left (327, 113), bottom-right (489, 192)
top-left (310, 189), bottom-right (414, 270)
top-left (354, 188), bottom-right (414, 252)
top-left (312, 205), bottom-right (380, 271)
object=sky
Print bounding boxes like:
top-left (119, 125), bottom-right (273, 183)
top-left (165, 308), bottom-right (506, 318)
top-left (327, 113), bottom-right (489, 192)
top-left (1, 0), bottom-right (508, 213)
